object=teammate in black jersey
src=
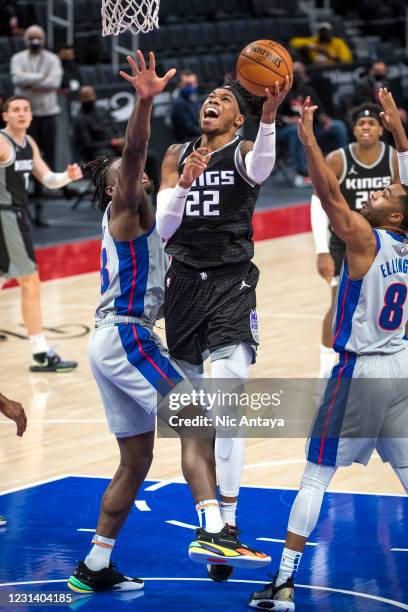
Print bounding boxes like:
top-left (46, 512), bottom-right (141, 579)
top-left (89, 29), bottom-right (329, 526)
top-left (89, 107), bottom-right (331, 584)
top-left (157, 76), bottom-right (292, 581)
top-left (311, 103), bottom-right (400, 378)
top-left (0, 96), bottom-right (82, 371)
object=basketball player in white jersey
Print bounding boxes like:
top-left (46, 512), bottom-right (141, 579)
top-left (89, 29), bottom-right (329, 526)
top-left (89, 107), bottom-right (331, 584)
top-left (248, 95), bottom-right (408, 610)
top-left (311, 102), bottom-right (400, 378)
top-left (67, 51), bottom-right (270, 595)
top-left (0, 96), bottom-right (82, 371)
top-left (0, 390), bottom-right (27, 526)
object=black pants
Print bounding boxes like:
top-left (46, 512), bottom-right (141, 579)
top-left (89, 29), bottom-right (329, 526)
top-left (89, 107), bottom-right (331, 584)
top-left (28, 114), bottom-right (58, 213)
top-left (164, 259), bottom-right (259, 365)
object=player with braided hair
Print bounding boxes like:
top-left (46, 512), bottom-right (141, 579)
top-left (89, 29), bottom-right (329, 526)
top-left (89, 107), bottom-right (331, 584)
top-left (157, 75), bottom-right (292, 582)
top-left (68, 52), bottom-right (270, 595)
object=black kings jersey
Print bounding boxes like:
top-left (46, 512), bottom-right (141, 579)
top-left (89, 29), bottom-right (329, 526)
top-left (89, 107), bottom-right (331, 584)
top-left (330, 142), bottom-right (394, 253)
top-left (0, 130), bottom-right (33, 209)
top-left (165, 135), bottom-right (261, 269)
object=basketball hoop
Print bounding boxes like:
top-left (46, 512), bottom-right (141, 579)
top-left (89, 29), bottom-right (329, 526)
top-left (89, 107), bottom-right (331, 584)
top-left (101, 0), bottom-right (160, 36)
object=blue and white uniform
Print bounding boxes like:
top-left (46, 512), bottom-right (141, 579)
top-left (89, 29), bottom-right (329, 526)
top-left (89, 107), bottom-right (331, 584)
top-left (88, 204), bottom-right (185, 437)
top-left (308, 229), bottom-right (408, 467)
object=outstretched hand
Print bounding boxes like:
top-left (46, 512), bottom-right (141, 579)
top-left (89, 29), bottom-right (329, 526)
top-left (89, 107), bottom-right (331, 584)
top-left (378, 88), bottom-right (403, 134)
top-left (297, 97), bottom-right (318, 146)
top-left (119, 50), bottom-right (176, 99)
top-left (262, 74), bottom-right (293, 122)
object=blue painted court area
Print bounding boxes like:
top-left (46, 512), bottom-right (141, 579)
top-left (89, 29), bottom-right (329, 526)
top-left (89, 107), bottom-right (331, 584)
top-left (0, 476), bottom-right (407, 611)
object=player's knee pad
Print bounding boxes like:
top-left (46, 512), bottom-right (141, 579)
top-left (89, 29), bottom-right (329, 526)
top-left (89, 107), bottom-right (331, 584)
top-left (215, 437), bottom-right (234, 461)
top-left (287, 461), bottom-right (336, 538)
top-left (211, 343), bottom-right (252, 381)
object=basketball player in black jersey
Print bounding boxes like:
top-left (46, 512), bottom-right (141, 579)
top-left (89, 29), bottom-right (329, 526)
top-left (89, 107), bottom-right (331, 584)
top-left (157, 75), bottom-right (292, 581)
top-left (0, 96), bottom-right (82, 371)
top-left (311, 103), bottom-right (400, 378)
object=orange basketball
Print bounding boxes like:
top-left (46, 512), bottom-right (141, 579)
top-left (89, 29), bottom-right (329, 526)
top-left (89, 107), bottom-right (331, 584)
top-left (236, 39), bottom-right (293, 96)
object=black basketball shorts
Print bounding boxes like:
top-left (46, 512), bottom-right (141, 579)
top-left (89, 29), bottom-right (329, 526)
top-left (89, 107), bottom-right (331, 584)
top-left (0, 208), bottom-right (36, 279)
top-left (164, 259), bottom-right (260, 365)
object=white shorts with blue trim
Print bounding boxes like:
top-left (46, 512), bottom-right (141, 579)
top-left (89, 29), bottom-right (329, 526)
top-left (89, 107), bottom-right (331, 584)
top-left (307, 349), bottom-right (408, 468)
top-left (88, 317), bottom-right (188, 438)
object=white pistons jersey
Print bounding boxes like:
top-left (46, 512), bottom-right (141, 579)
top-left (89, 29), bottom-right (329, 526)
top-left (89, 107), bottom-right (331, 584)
top-left (95, 204), bottom-right (169, 324)
top-left (333, 229), bottom-right (408, 355)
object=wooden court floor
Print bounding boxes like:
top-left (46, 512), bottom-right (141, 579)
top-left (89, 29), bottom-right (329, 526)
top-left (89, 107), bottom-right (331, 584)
top-left (0, 233), bottom-right (405, 496)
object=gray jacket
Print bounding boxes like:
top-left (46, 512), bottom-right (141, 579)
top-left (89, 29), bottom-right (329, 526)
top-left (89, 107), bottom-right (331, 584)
top-left (10, 49), bottom-right (63, 117)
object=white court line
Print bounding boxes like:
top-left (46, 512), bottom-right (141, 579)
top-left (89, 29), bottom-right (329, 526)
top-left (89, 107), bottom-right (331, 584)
top-left (1, 474), bottom-right (406, 500)
top-left (257, 537), bottom-right (318, 547)
top-left (166, 520), bottom-right (198, 530)
top-left (0, 578), bottom-right (406, 609)
top-left (77, 529), bottom-right (95, 533)
top-left (391, 548), bottom-right (408, 552)
top-left (135, 500), bottom-right (151, 511)
top-left (144, 480), bottom-right (184, 491)
top-left (0, 474), bottom-right (71, 496)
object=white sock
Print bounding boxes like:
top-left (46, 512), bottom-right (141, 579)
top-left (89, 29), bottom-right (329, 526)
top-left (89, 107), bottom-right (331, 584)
top-left (318, 344), bottom-right (337, 378)
top-left (30, 333), bottom-right (49, 355)
top-left (84, 534), bottom-right (116, 571)
top-left (196, 499), bottom-right (224, 533)
top-left (220, 501), bottom-right (237, 527)
top-left (276, 547), bottom-right (303, 587)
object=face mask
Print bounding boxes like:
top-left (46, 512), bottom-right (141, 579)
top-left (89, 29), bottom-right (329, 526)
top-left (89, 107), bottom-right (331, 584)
top-left (28, 38), bottom-right (42, 52)
top-left (181, 85), bottom-right (198, 98)
top-left (81, 100), bottom-right (95, 112)
top-left (373, 73), bottom-right (386, 81)
top-left (319, 31), bottom-right (331, 43)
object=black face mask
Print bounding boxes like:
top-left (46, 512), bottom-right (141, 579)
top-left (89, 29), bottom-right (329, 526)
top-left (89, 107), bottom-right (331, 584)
top-left (81, 100), bottom-right (95, 112)
top-left (29, 39), bottom-right (42, 53)
top-left (319, 31), bottom-right (331, 43)
top-left (373, 73), bottom-right (387, 82)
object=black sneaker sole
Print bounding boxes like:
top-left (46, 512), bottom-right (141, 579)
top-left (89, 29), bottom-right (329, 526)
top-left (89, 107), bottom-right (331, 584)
top-left (206, 563), bottom-right (234, 582)
top-left (67, 575), bottom-right (144, 593)
top-left (248, 597), bottom-right (295, 610)
top-left (30, 365), bottom-right (77, 373)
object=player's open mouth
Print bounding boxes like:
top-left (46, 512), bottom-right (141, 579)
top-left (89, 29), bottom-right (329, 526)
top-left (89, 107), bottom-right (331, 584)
top-left (204, 107), bottom-right (220, 119)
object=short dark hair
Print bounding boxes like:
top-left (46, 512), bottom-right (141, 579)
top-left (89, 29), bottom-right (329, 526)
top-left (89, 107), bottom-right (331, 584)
top-left (3, 96), bottom-right (31, 112)
top-left (350, 102), bottom-right (382, 126)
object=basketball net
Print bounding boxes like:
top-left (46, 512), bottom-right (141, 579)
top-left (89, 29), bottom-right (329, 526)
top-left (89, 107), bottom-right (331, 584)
top-left (101, 0), bottom-right (160, 36)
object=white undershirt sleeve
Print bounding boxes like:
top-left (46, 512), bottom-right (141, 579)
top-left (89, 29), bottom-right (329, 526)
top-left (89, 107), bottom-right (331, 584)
top-left (244, 121), bottom-right (276, 184)
top-left (311, 193), bottom-right (330, 254)
top-left (156, 184), bottom-right (191, 241)
top-left (41, 171), bottom-right (71, 189)
top-left (397, 151), bottom-right (408, 186)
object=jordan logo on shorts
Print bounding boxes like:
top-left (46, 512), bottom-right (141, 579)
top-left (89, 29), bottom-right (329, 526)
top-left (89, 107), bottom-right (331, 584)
top-left (240, 280), bottom-right (251, 290)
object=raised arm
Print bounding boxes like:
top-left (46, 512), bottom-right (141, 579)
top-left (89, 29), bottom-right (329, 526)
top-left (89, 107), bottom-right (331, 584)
top-left (378, 87), bottom-right (408, 184)
top-left (241, 75), bottom-right (292, 184)
top-left (298, 98), bottom-right (375, 257)
top-left (111, 51), bottom-right (175, 214)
